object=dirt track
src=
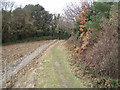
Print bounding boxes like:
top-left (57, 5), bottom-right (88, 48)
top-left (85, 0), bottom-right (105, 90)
top-left (2, 40), bottom-right (52, 67)
top-left (1, 40), bottom-right (57, 87)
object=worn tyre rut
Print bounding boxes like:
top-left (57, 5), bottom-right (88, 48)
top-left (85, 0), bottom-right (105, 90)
top-left (0, 40), bottom-right (57, 87)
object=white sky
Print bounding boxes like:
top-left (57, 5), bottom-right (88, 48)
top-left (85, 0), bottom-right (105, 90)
top-left (11, 0), bottom-right (79, 14)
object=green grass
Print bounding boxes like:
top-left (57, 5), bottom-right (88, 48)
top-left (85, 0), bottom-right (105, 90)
top-left (35, 41), bottom-right (85, 88)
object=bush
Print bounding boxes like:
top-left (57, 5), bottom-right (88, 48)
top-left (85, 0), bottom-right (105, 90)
top-left (86, 21), bottom-right (101, 30)
top-left (93, 2), bottom-right (111, 18)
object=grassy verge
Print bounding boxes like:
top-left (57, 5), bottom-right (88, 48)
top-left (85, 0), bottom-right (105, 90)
top-left (35, 41), bottom-right (85, 88)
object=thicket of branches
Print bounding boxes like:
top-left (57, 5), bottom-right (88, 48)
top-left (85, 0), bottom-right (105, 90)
top-left (63, 0), bottom-right (119, 88)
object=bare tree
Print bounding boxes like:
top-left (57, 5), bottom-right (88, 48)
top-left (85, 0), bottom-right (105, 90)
top-left (56, 16), bottom-right (74, 34)
top-left (63, 2), bottom-right (82, 22)
top-left (58, 0), bottom-right (92, 35)
top-left (9, 1), bottom-right (15, 11)
top-left (63, 0), bottom-right (92, 22)
top-left (0, 0), bottom-right (15, 11)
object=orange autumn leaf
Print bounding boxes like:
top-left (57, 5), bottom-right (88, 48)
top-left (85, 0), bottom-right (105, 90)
top-left (80, 25), bottom-right (86, 28)
top-left (80, 28), bottom-right (84, 31)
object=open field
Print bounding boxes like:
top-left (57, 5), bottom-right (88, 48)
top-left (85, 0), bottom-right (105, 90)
top-left (2, 40), bottom-right (52, 66)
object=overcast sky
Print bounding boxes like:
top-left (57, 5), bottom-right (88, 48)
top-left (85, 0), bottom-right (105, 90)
top-left (11, 0), bottom-right (79, 14)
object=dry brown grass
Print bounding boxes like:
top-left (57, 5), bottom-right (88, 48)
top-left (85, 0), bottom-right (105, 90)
top-left (2, 40), bottom-right (52, 66)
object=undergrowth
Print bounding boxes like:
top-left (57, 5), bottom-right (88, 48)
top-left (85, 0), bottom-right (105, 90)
top-left (66, 41), bottom-right (119, 88)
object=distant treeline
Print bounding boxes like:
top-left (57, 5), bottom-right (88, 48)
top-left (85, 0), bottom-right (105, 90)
top-left (2, 2), bottom-right (70, 43)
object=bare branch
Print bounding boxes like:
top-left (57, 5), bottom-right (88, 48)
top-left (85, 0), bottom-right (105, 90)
top-left (1, 0), bottom-right (15, 11)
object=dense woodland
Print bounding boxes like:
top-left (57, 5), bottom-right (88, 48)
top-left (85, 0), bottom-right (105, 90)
top-left (1, 0), bottom-right (119, 88)
top-left (1, 1), bottom-right (70, 43)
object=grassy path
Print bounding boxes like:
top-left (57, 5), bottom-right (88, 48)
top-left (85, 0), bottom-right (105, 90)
top-left (34, 40), bottom-right (85, 88)
top-left (13, 40), bottom-right (85, 88)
